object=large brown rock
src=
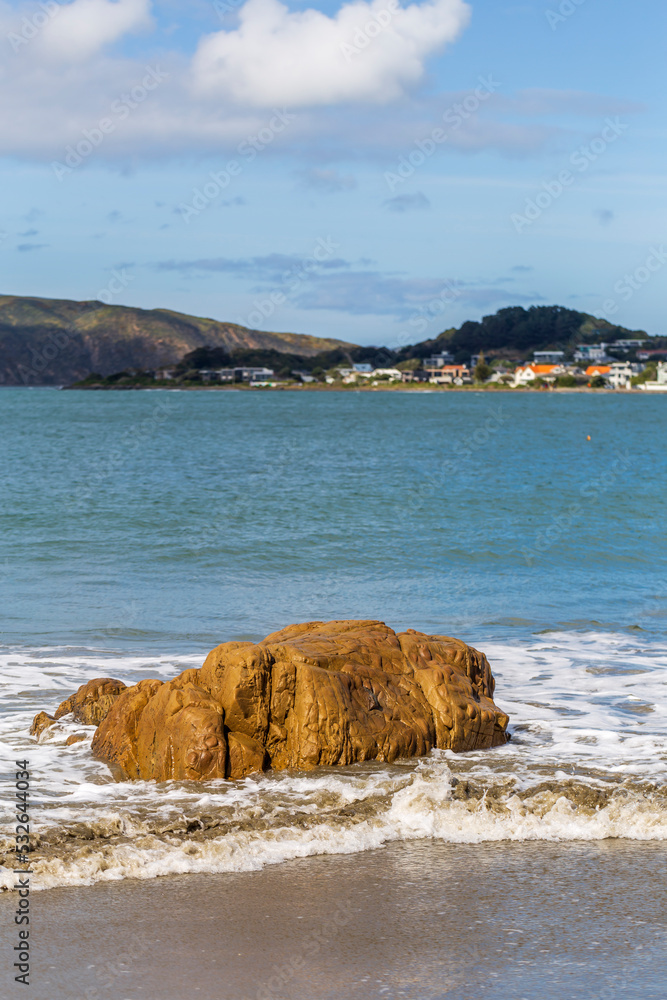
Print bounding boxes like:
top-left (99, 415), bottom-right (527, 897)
top-left (30, 678), bottom-right (128, 740)
top-left (30, 711), bottom-right (57, 738)
top-left (54, 677), bottom-right (128, 725)
top-left (85, 621), bottom-right (509, 781)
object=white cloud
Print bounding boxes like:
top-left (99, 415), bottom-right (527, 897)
top-left (191, 0), bottom-right (471, 106)
top-left (34, 0), bottom-right (152, 62)
top-left (0, 0), bottom-right (640, 164)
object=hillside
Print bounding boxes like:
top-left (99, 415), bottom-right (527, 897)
top-left (0, 295), bottom-right (355, 385)
top-left (397, 305), bottom-right (655, 363)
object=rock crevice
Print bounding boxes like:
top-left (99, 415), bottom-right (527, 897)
top-left (35, 621), bottom-right (509, 781)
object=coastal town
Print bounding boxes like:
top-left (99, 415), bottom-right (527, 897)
top-left (131, 340), bottom-right (667, 391)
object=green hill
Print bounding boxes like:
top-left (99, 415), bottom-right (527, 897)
top-left (398, 305), bottom-right (656, 363)
top-left (0, 295), bottom-right (355, 385)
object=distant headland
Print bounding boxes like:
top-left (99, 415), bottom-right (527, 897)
top-left (1, 294), bottom-right (666, 390)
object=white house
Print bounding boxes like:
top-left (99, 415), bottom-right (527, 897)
top-left (341, 364), bottom-right (376, 383)
top-left (640, 361), bottom-right (667, 391)
top-left (608, 361), bottom-right (635, 390)
top-left (512, 363), bottom-right (565, 386)
top-left (248, 368), bottom-right (275, 384)
top-left (372, 368), bottom-right (403, 380)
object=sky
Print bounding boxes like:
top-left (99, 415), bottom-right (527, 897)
top-left (1, 0), bottom-right (666, 347)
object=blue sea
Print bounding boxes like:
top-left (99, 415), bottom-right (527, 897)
top-left (0, 387), bottom-right (666, 891)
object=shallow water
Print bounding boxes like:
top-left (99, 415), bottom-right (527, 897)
top-left (2, 840), bottom-right (665, 999)
top-left (0, 389), bottom-right (666, 889)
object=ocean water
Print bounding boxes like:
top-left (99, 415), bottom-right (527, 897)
top-left (0, 387), bottom-right (666, 890)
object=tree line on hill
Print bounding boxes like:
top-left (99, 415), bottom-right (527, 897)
top-left (72, 305), bottom-right (666, 385)
top-left (171, 305), bottom-right (663, 374)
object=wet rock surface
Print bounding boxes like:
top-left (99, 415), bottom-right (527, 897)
top-left (33, 621), bottom-right (510, 781)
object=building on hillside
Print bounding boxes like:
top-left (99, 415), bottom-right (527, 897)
top-left (640, 361), bottom-right (667, 391)
top-left (575, 344), bottom-right (610, 363)
top-left (155, 367), bottom-right (176, 380)
top-left (372, 368), bottom-right (403, 380)
top-left (637, 348), bottom-right (667, 362)
top-left (353, 363), bottom-right (373, 374)
top-left (533, 351), bottom-right (565, 364)
top-left (422, 352), bottom-right (455, 368)
top-left (611, 340), bottom-right (646, 352)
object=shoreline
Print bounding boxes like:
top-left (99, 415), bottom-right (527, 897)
top-left (3, 840), bottom-right (666, 999)
top-left (62, 382), bottom-right (645, 394)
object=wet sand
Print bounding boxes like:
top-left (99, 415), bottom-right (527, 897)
top-left (2, 840), bottom-right (666, 1000)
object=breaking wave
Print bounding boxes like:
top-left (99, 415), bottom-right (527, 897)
top-left (1, 629), bottom-right (666, 890)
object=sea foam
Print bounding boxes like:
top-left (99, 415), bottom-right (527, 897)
top-left (1, 630), bottom-right (665, 890)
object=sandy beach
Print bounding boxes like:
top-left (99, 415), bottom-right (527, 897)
top-left (3, 839), bottom-right (666, 1000)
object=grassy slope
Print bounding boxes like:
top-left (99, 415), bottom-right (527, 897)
top-left (0, 295), bottom-right (355, 385)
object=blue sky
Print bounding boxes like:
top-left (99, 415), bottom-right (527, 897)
top-left (1, 0), bottom-right (665, 346)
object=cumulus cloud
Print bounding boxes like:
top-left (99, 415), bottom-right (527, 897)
top-left (191, 0), bottom-right (471, 106)
top-left (0, 0), bottom-right (642, 164)
top-left (32, 0), bottom-right (152, 63)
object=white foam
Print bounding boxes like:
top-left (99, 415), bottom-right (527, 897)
top-left (0, 631), bottom-right (666, 890)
